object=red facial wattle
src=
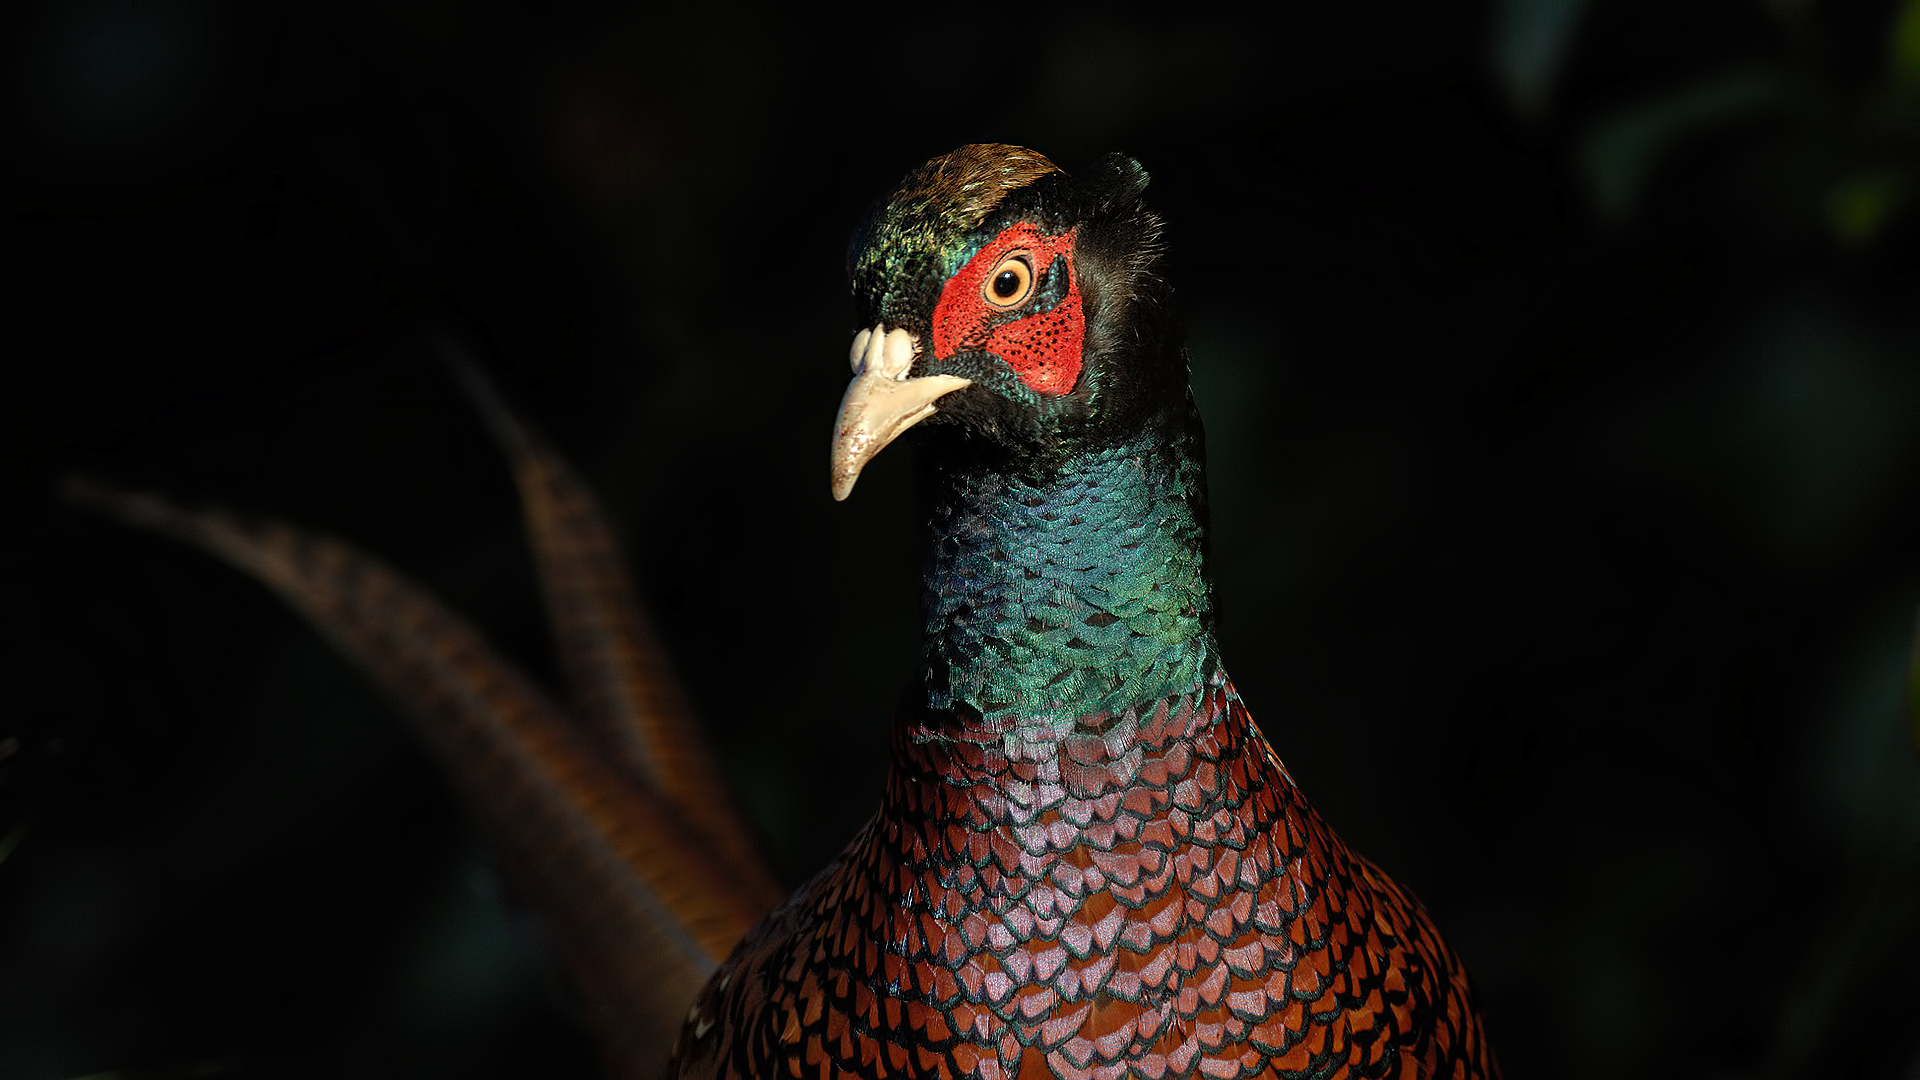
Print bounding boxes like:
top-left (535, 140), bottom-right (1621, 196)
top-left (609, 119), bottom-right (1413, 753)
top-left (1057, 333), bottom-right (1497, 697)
top-left (930, 224), bottom-right (1083, 396)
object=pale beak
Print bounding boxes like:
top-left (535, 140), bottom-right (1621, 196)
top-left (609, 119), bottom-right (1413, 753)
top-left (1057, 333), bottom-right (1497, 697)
top-left (829, 325), bottom-right (970, 501)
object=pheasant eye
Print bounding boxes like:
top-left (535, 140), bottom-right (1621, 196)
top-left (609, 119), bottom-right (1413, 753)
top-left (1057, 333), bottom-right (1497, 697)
top-left (983, 253), bottom-right (1034, 309)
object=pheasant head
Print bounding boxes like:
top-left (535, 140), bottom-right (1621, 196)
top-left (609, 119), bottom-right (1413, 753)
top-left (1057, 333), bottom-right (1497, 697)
top-left (831, 143), bottom-right (1186, 499)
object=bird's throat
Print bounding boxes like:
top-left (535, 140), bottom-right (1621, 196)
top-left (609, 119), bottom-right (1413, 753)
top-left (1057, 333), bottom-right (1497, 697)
top-left (916, 417), bottom-right (1217, 736)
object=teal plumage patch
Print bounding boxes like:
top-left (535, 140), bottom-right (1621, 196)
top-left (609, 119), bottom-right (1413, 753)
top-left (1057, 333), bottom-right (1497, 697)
top-left (921, 423), bottom-right (1215, 729)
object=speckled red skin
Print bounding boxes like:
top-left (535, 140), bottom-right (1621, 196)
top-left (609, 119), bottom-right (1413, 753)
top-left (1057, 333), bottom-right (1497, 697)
top-left (669, 677), bottom-right (1496, 1079)
top-left (931, 224), bottom-right (1084, 396)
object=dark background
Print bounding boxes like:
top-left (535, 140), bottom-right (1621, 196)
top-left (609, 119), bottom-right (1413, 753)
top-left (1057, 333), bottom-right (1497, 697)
top-left (7, 2), bottom-right (1919, 1077)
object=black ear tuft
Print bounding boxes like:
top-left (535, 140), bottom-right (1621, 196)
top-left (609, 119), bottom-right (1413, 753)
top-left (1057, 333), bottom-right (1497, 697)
top-left (1085, 153), bottom-right (1151, 205)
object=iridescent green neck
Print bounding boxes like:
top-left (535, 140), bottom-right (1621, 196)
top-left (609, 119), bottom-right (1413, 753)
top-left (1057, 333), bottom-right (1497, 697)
top-left (918, 409), bottom-right (1217, 731)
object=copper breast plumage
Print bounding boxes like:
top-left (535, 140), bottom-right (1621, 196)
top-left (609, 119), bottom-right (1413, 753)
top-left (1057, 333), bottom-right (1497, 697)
top-left (671, 680), bottom-right (1495, 1078)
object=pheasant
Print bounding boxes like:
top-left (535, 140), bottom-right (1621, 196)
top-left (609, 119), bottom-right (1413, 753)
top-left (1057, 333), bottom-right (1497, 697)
top-left (70, 145), bottom-right (1496, 1078)
top-left (669, 145), bottom-right (1498, 1078)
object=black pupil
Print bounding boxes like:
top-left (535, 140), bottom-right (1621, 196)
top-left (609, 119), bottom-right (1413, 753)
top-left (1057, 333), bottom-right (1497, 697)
top-left (993, 268), bottom-right (1022, 298)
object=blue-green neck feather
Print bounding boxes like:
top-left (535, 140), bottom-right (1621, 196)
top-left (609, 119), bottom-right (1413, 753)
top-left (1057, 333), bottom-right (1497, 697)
top-left (918, 405), bottom-right (1217, 731)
